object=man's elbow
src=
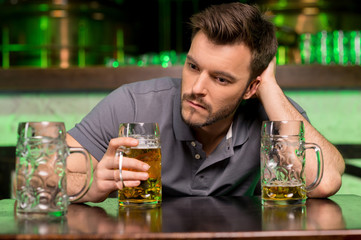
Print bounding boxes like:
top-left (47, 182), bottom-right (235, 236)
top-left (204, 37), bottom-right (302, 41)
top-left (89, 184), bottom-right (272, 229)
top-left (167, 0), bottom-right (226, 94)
top-left (307, 173), bottom-right (342, 198)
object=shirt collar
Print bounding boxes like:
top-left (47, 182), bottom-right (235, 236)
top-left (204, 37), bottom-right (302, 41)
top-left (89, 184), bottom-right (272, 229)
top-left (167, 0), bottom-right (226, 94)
top-left (231, 107), bottom-right (250, 147)
top-left (226, 123), bottom-right (233, 140)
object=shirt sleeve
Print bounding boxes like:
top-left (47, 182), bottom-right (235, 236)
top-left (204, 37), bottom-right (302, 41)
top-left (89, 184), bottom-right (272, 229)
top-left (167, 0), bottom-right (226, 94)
top-left (287, 96), bottom-right (310, 122)
top-left (68, 85), bottom-right (136, 161)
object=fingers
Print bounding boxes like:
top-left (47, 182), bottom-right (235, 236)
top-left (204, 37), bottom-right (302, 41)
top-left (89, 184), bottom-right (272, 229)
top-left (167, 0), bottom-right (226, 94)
top-left (106, 137), bottom-right (139, 156)
top-left (92, 167), bottom-right (147, 195)
top-left (122, 157), bottom-right (150, 171)
top-left (114, 170), bottom-right (146, 190)
top-left (91, 137), bottom-right (151, 197)
top-left (124, 180), bottom-right (142, 188)
top-left (113, 169), bottom-right (149, 182)
top-left (115, 180), bottom-right (142, 189)
top-left (113, 162), bottom-right (149, 190)
top-left (107, 155), bottom-right (149, 172)
top-left (103, 137), bottom-right (150, 171)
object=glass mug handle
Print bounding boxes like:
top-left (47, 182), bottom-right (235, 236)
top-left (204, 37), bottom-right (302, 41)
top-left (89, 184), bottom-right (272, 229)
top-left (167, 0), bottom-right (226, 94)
top-left (67, 147), bottom-right (94, 202)
top-left (115, 147), bottom-right (125, 188)
top-left (304, 143), bottom-right (324, 191)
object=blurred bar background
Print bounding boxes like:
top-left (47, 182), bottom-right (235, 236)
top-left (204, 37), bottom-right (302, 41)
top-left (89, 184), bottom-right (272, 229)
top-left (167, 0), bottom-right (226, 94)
top-left (2, 0), bottom-right (361, 68)
top-left (1, 0), bottom-right (361, 198)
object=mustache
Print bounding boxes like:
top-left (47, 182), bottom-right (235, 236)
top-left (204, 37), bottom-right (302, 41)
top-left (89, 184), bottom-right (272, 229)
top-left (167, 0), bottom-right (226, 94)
top-left (182, 93), bottom-right (211, 111)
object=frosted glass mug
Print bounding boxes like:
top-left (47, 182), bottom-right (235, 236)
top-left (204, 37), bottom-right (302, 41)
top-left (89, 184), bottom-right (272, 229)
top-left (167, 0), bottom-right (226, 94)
top-left (261, 120), bottom-right (324, 205)
top-left (14, 122), bottom-right (93, 217)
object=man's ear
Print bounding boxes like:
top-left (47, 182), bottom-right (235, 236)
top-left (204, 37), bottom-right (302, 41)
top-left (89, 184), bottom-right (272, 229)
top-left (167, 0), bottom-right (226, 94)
top-left (243, 77), bottom-right (261, 100)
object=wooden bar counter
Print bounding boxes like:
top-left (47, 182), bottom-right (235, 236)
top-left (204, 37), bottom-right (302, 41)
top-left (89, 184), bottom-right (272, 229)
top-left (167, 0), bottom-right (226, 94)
top-left (1, 65), bottom-right (361, 91)
top-left (1, 195), bottom-right (361, 239)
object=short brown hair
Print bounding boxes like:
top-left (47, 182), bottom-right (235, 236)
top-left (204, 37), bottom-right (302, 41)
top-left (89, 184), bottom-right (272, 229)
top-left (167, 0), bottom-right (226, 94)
top-left (189, 2), bottom-right (278, 80)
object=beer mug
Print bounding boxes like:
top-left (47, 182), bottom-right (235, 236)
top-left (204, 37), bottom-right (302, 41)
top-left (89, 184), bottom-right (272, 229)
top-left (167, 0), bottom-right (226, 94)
top-left (117, 122), bottom-right (162, 207)
top-left (261, 120), bottom-right (324, 205)
top-left (14, 122), bottom-right (93, 217)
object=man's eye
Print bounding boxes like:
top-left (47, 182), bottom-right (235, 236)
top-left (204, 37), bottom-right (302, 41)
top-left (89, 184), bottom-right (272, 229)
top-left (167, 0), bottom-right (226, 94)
top-left (188, 63), bottom-right (198, 70)
top-left (217, 78), bottom-right (229, 84)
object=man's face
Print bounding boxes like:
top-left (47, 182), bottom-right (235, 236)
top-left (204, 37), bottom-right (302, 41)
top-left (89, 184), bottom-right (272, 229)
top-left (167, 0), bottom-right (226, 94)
top-left (181, 31), bottom-right (255, 128)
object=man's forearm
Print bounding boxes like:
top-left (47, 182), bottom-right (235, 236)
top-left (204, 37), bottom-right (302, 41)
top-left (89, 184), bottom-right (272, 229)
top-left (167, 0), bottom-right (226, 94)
top-left (259, 83), bottom-right (345, 197)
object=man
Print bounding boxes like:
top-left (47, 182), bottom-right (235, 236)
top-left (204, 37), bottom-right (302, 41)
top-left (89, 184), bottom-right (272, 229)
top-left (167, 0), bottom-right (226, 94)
top-left (67, 2), bottom-right (344, 203)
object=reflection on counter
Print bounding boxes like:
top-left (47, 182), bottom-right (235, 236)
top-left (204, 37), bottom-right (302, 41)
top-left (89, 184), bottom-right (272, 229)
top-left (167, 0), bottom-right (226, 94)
top-left (118, 207), bottom-right (162, 233)
top-left (262, 204), bottom-right (307, 230)
top-left (262, 198), bottom-right (346, 231)
top-left (1, 196), bottom-right (354, 235)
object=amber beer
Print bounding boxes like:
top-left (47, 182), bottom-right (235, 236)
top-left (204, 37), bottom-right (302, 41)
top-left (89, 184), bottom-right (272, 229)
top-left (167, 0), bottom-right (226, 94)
top-left (118, 146), bottom-right (162, 207)
top-left (262, 184), bottom-right (307, 203)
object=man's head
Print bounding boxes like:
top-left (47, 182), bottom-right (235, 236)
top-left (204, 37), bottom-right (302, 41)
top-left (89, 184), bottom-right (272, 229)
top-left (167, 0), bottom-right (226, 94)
top-left (181, 2), bottom-right (277, 128)
top-left (189, 2), bottom-right (278, 81)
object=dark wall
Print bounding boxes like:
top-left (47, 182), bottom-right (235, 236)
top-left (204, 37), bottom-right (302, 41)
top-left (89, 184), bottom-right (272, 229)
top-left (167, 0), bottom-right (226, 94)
top-left (120, 0), bottom-right (254, 54)
top-left (0, 147), bottom-right (15, 199)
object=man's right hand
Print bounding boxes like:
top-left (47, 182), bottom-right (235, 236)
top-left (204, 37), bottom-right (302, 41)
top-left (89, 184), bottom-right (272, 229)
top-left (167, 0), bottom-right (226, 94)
top-left (66, 134), bottom-right (150, 203)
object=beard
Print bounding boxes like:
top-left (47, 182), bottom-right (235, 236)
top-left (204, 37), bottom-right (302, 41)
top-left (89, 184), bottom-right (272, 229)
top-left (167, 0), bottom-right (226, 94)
top-left (181, 92), bottom-right (243, 128)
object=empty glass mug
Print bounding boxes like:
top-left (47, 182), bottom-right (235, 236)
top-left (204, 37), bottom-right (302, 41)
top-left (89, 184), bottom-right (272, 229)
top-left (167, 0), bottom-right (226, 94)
top-left (117, 122), bottom-right (162, 208)
top-left (14, 122), bottom-right (93, 217)
top-left (261, 120), bottom-right (324, 205)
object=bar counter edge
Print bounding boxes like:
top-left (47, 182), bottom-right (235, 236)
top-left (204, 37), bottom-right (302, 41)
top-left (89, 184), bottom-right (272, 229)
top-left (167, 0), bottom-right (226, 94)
top-left (0, 65), bottom-right (360, 91)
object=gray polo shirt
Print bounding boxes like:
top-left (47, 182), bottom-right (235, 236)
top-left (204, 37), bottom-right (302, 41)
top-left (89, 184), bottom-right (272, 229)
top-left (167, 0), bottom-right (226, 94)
top-left (68, 77), bottom-right (308, 196)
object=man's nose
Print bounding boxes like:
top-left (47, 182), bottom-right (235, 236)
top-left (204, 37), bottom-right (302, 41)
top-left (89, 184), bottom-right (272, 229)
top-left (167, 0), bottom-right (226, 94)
top-left (192, 72), bottom-right (208, 96)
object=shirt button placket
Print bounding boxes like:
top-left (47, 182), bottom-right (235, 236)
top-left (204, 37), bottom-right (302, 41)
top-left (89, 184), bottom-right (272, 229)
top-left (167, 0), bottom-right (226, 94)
top-left (194, 153), bottom-right (201, 160)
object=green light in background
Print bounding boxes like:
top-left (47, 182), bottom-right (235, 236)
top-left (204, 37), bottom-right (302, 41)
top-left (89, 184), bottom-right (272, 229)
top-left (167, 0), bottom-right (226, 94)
top-left (152, 54), bottom-right (161, 65)
top-left (78, 20), bottom-right (86, 67)
top-left (163, 55), bottom-right (170, 62)
top-left (333, 30), bottom-right (349, 65)
top-left (116, 29), bottom-right (124, 65)
top-left (137, 60), bottom-right (144, 67)
top-left (160, 51), bottom-right (175, 67)
top-left (349, 31), bottom-right (361, 65)
top-left (40, 16), bottom-right (49, 68)
top-left (160, 52), bottom-right (169, 67)
top-left (276, 46), bottom-right (286, 65)
top-left (333, 31), bottom-right (341, 64)
top-left (299, 33), bottom-right (318, 64)
top-left (316, 31), bottom-right (332, 65)
top-left (273, 15), bottom-right (285, 27)
top-left (112, 61), bottom-right (119, 68)
top-left (299, 33), bottom-right (309, 64)
top-left (300, 30), bottom-right (361, 65)
top-left (40, 15), bottom-right (48, 31)
top-left (41, 49), bottom-right (48, 68)
top-left (79, 50), bottom-right (85, 67)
